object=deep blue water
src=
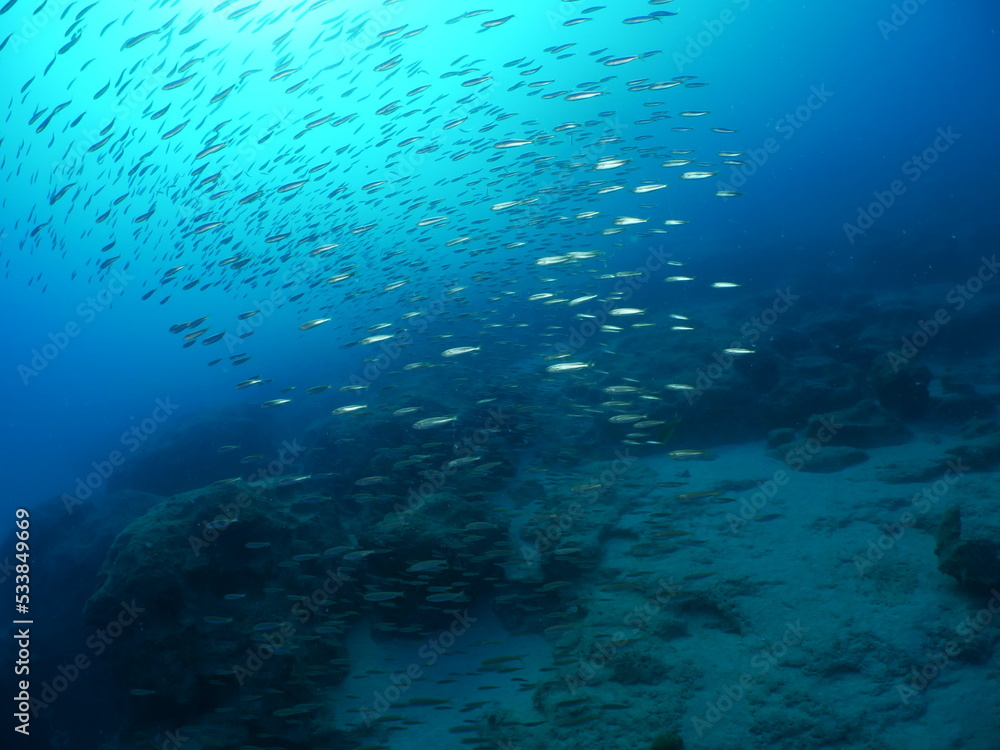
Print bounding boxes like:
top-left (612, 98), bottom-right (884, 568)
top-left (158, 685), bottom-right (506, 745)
top-left (2, 1), bottom-right (998, 505)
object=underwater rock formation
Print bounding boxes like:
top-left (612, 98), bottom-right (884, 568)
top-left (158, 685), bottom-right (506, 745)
top-left (935, 505), bottom-right (1000, 592)
top-left (766, 427), bottom-right (796, 450)
top-left (302, 395), bottom-right (522, 508)
top-left (805, 399), bottom-right (912, 449)
top-left (649, 732), bottom-right (685, 750)
top-left (929, 376), bottom-right (997, 422)
top-left (671, 346), bottom-right (865, 447)
top-left (85, 480), bottom-right (358, 749)
top-left (941, 424), bottom-right (1000, 471)
top-left (764, 399), bottom-right (912, 473)
top-left (869, 354), bottom-right (931, 418)
top-left (356, 489), bottom-right (508, 633)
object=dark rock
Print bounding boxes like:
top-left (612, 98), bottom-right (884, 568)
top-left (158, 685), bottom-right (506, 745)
top-left (927, 393), bottom-right (997, 424)
top-left (766, 427), bottom-right (796, 450)
top-left (763, 325), bottom-right (818, 359)
top-left (510, 479), bottom-right (547, 507)
top-left (303, 398), bottom-right (522, 502)
top-left (962, 418), bottom-right (1000, 439)
top-left (943, 430), bottom-right (1000, 471)
top-left (654, 616), bottom-right (689, 640)
top-left (357, 490), bottom-right (507, 633)
top-left (669, 354), bottom-right (863, 447)
top-left (805, 399), bottom-right (911, 449)
top-left (877, 459), bottom-right (954, 484)
top-left (85, 480), bottom-right (356, 749)
top-left (650, 731), bottom-right (685, 750)
top-left (935, 505), bottom-right (1000, 592)
top-left (712, 477), bottom-right (770, 493)
top-left (940, 375), bottom-right (979, 397)
top-left (733, 349), bottom-right (783, 393)
top-left (869, 354), bottom-right (931, 418)
top-left (586, 304), bottom-right (868, 447)
top-left (611, 648), bottom-right (666, 685)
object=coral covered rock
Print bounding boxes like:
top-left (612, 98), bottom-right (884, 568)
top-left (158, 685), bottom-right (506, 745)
top-left (85, 480), bottom-right (358, 748)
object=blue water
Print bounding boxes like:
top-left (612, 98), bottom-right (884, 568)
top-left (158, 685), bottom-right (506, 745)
top-left (2, 1), bottom-right (999, 749)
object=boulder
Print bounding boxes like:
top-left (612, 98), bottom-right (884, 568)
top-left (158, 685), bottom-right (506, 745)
top-left (928, 378), bottom-right (996, 423)
top-left (805, 399), bottom-right (911, 449)
top-left (766, 427), bottom-right (796, 450)
top-left (869, 354), bottom-right (931, 418)
top-left (935, 506), bottom-right (1000, 592)
top-left (84, 480), bottom-right (356, 749)
top-left (942, 430), bottom-right (1000, 471)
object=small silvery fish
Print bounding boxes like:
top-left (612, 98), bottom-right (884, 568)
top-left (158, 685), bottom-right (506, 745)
top-left (261, 399), bottom-right (291, 408)
top-left (412, 415), bottom-right (458, 429)
top-left (546, 362), bottom-right (590, 373)
top-left (299, 318), bottom-right (331, 331)
top-left (609, 308), bottom-right (644, 316)
top-left (441, 346), bottom-right (480, 357)
top-left (332, 405), bottom-right (367, 415)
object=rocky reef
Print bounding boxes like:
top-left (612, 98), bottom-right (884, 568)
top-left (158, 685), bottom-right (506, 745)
top-left (84, 479), bottom-right (358, 749)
